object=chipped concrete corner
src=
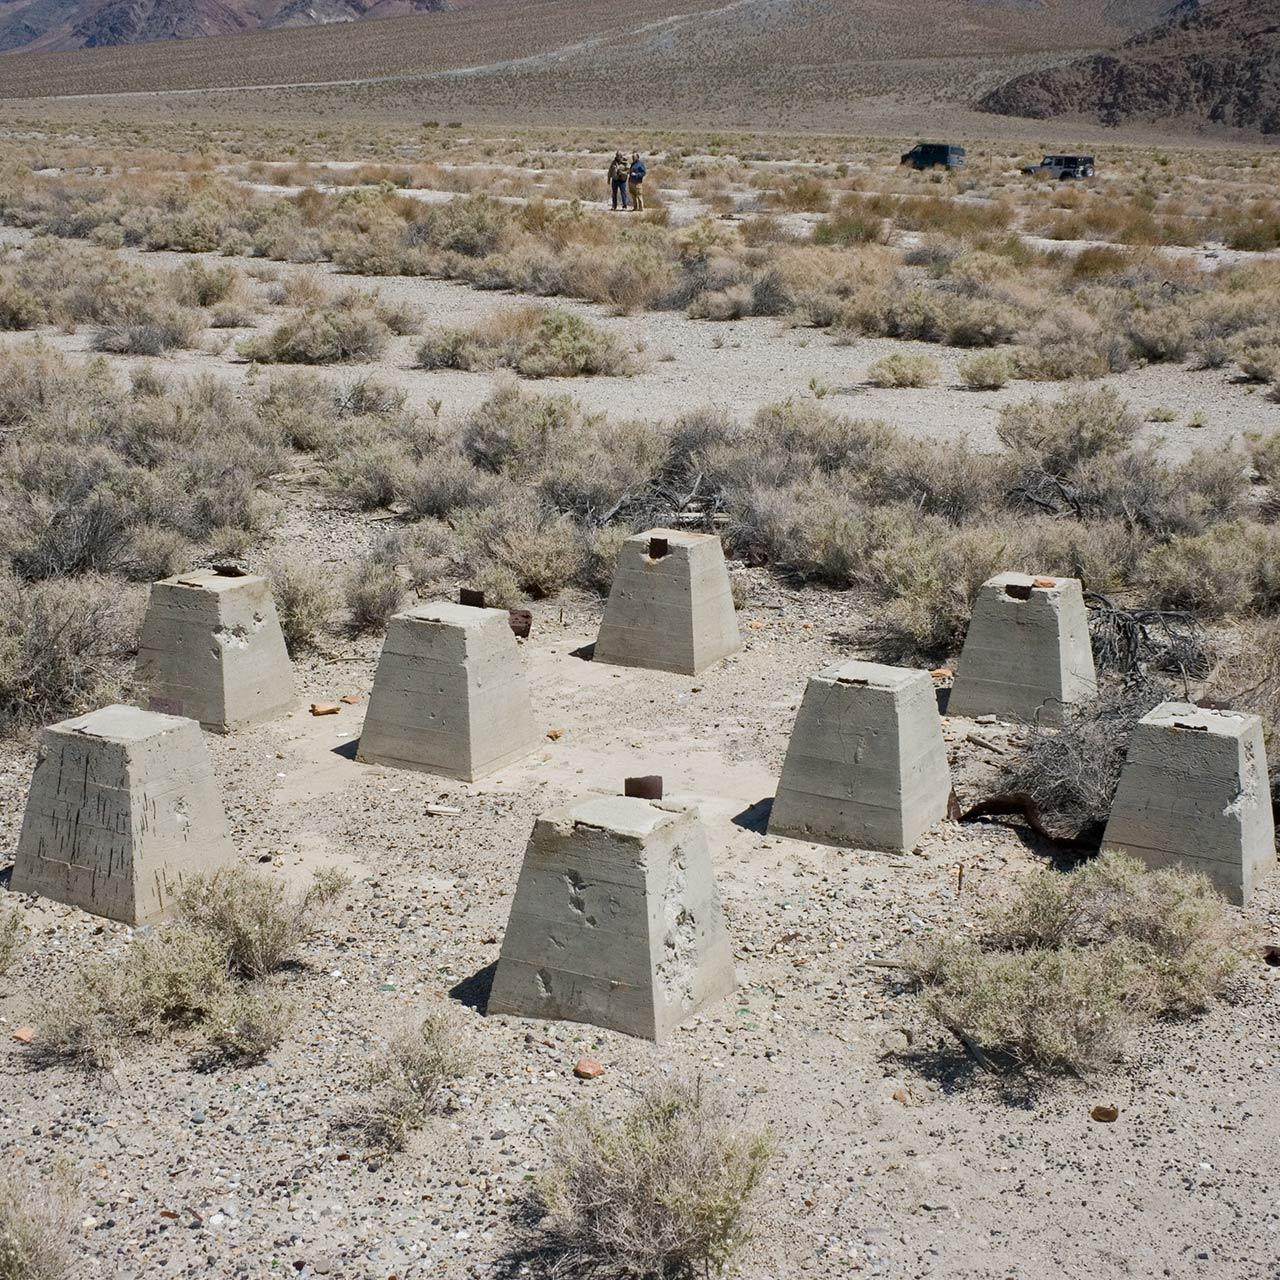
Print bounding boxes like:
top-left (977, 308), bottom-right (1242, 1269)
top-left (136, 568), bottom-right (296, 733)
top-left (769, 659), bottom-right (952, 852)
top-left (948, 572), bottom-right (1097, 727)
top-left (488, 794), bottom-right (736, 1040)
top-left (593, 528), bottom-right (741, 676)
top-left (1102, 701), bottom-right (1276, 905)
top-left (357, 601), bottom-right (539, 781)
top-left (11, 704), bottom-right (237, 925)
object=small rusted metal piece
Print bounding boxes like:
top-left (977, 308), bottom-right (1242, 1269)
top-left (624, 775), bottom-right (663, 800)
top-left (211, 564), bottom-right (249, 577)
top-left (648, 536), bottom-right (670, 560)
top-left (508, 609), bottom-right (533, 639)
top-left (460, 587), bottom-right (486, 608)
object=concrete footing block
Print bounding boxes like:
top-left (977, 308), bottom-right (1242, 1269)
top-left (488, 795), bottom-right (737, 1040)
top-left (356, 602), bottom-right (539, 781)
top-left (137, 568), bottom-right (295, 732)
top-left (11, 705), bottom-right (236, 925)
top-left (947, 572), bottom-right (1097, 726)
top-left (594, 529), bottom-right (741, 675)
top-left (1102, 702), bottom-right (1276, 905)
top-left (768, 660), bottom-right (952, 851)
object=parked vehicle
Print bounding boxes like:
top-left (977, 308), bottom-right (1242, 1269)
top-left (1022, 154), bottom-right (1096, 179)
top-left (900, 142), bottom-right (966, 170)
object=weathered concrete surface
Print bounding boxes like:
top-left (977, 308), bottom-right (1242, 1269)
top-left (1103, 702), bottom-right (1276, 905)
top-left (11, 705), bottom-right (236, 925)
top-left (769, 660), bottom-right (952, 852)
top-left (488, 794), bottom-right (736, 1040)
top-left (136, 569), bottom-right (295, 732)
top-left (357, 602), bottom-right (539, 781)
top-left (948, 573), bottom-right (1097, 727)
top-left (594, 528), bottom-right (741, 675)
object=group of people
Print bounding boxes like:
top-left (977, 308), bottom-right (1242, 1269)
top-left (607, 151), bottom-right (647, 212)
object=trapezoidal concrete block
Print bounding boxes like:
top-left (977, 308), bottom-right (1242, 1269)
top-left (488, 795), bottom-right (736, 1041)
top-left (356, 601), bottom-right (539, 781)
top-left (947, 572), bottom-right (1097, 727)
top-left (136, 568), bottom-right (295, 732)
top-left (1102, 702), bottom-right (1275, 905)
top-left (11, 704), bottom-right (237, 926)
top-left (768, 660), bottom-right (952, 852)
top-left (593, 528), bottom-right (741, 675)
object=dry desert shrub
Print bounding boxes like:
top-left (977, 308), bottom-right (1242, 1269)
top-left (204, 985), bottom-right (297, 1065)
top-left (1, 345), bottom-right (286, 581)
top-left (345, 560), bottom-right (407, 632)
top-left (866, 352), bottom-right (940, 388)
top-left (0, 573), bottom-right (140, 733)
top-left (265, 555), bottom-right (338, 653)
top-left (1141, 522), bottom-right (1280, 618)
top-left (32, 925), bottom-right (232, 1071)
top-left (344, 1010), bottom-right (467, 1151)
top-left (959, 349), bottom-right (1015, 389)
top-left (0, 1171), bottom-right (78, 1280)
top-left (176, 864), bottom-right (351, 979)
top-left (0, 908), bottom-right (26, 978)
top-left (239, 304), bottom-right (391, 364)
top-left (418, 306), bottom-right (634, 378)
top-left (510, 1082), bottom-right (772, 1280)
top-left (908, 852), bottom-right (1255, 1075)
top-left (999, 680), bottom-right (1168, 841)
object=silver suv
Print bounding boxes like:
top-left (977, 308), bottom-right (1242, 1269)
top-left (1022, 154), bottom-right (1095, 180)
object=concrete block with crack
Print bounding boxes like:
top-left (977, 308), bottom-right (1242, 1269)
top-left (136, 568), bottom-right (296, 732)
top-left (593, 529), bottom-right (741, 675)
top-left (356, 601), bottom-right (539, 780)
top-left (947, 572), bottom-right (1096, 727)
top-left (1102, 702), bottom-right (1275, 905)
top-left (488, 794), bottom-right (736, 1040)
top-left (768, 660), bottom-right (952, 851)
top-left (11, 704), bottom-right (236, 925)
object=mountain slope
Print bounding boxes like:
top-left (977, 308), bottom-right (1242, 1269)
top-left (0, 0), bottom-right (452, 52)
top-left (979, 0), bottom-right (1280, 133)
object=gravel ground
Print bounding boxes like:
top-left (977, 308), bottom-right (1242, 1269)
top-left (2, 566), bottom-right (1279, 1279)
top-left (2, 200), bottom-right (1280, 1279)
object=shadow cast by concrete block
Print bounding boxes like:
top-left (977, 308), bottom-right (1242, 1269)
top-left (449, 961), bottom-right (497, 1013)
top-left (732, 797), bottom-right (773, 834)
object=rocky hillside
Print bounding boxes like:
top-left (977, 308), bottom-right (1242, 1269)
top-left (980, 0), bottom-right (1280, 133)
top-left (0, 0), bottom-right (451, 52)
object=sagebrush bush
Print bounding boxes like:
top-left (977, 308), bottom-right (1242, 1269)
top-left (32, 925), bottom-right (232, 1070)
top-left (240, 305), bottom-right (391, 363)
top-left (0, 574), bottom-right (140, 733)
top-left (345, 1010), bottom-right (466, 1151)
top-left (345, 561), bottom-right (406, 632)
top-left (418, 306), bottom-right (634, 378)
top-left (265, 556), bottom-right (336, 653)
top-left (959, 349), bottom-right (1014, 390)
top-left (204, 985), bottom-right (296, 1064)
top-left (866, 353), bottom-right (940, 388)
top-left (908, 852), bottom-right (1254, 1075)
top-left (513, 1082), bottom-right (771, 1279)
top-left (0, 908), bottom-right (25, 978)
top-left (0, 1172), bottom-right (77, 1280)
top-left (176, 864), bottom-right (351, 979)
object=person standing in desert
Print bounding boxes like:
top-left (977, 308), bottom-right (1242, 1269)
top-left (627, 152), bottom-right (647, 212)
top-left (608, 151), bottom-right (629, 209)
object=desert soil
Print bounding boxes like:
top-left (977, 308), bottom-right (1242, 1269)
top-left (2, 573), bottom-right (1279, 1279)
top-left (2, 170), bottom-right (1280, 1279)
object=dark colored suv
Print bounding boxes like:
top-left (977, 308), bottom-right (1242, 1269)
top-left (1022, 154), bottom-right (1096, 179)
top-left (900, 143), bottom-right (966, 170)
